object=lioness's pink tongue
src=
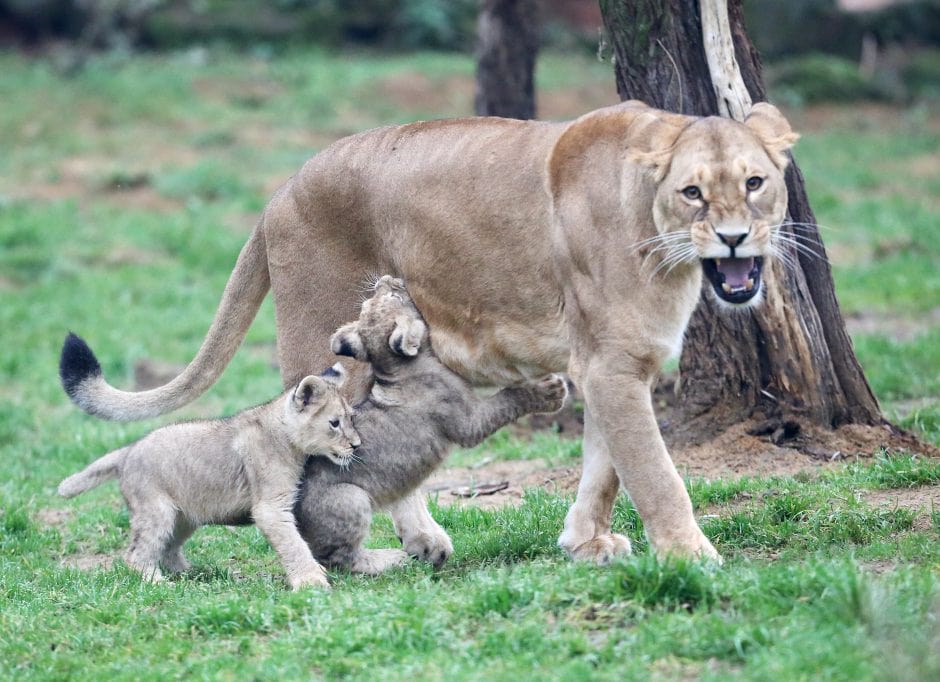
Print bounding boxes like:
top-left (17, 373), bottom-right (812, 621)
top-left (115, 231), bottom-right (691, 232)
top-left (716, 257), bottom-right (754, 288)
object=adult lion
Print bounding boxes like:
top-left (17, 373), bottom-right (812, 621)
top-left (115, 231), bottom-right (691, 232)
top-left (64, 100), bottom-right (798, 564)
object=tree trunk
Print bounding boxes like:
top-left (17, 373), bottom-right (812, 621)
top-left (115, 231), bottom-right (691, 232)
top-left (474, 0), bottom-right (540, 119)
top-left (599, 0), bottom-right (884, 442)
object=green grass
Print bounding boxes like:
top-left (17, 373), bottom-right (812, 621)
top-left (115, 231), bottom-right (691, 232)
top-left (1, 48), bottom-right (939, 679)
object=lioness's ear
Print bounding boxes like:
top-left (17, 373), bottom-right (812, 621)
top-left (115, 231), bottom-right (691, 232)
top-left (744, 102), bottom-right (800, 170)
top-left (293, 375), bottom-right (327, 412)
top-left (320, 363), bottom-right (347, 388)
top-left (625, 111), bottom-right (690, 182)
top-left (388, 317), bottom-right (427, 357)
top-left (330, 323), bottom-right (367, 361)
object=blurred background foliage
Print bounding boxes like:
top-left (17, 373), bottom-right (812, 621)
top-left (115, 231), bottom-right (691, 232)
top-left (0, 0), bottom-right (938, 104)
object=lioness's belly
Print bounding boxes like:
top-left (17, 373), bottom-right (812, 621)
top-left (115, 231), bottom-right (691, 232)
top-left (426, 314), bottom-right (570, 385)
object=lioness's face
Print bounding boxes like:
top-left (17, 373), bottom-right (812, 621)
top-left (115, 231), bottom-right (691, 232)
top-left (637, 104), bottom-right (798, 308)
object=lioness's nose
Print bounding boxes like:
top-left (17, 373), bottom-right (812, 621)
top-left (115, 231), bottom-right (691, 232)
top-left (717, 231), bottom-right (747, 248)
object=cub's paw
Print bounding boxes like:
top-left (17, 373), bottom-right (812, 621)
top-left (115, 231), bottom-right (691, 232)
top-left (400, 528), bottom-right (454, 568)
top-left (563, 533), bottom-right (632, 565)
top-left (288, 568), bottom-right (331, 591)
top-left (528, 374), bottom-right (568, 414)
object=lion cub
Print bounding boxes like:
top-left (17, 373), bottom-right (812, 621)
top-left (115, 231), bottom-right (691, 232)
top-left (295, 276), bottom-right (568, 575)
top-left (58, 345), bottom-right (359, 590)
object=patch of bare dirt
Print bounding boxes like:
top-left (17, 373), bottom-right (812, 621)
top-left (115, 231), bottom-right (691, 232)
top-left (372, 72), bottom-right (474, 117)
top-left (62, 553), bottom-right (114, 572)
top-left (423, 459), bottom-right (580, 509)
top-left (35, 507), bottom-right (72, 528)
top-left (863, 485), bottom-right (939, 532)
top-left (845, 307), bottom-right (940, 343)
top-left (784, 103), bottom-right (940, 135)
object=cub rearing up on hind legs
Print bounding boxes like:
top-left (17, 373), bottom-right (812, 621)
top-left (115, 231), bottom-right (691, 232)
top-left (58, 339), bottom-right (359, 590)
top-left (294, 276), bottom-right (569, 575)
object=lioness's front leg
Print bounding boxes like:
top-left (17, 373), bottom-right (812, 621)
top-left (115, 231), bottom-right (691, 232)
top-left (252, 498), bottom-right (330, 590)
top-left (576, 356), bottom-right (720, 562)
top-left (558, 407), bottom-right (632, 564)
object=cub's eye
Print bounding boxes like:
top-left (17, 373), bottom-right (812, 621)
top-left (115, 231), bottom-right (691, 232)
top-left (745, 176), bottom-right (764, 191)
top-left (329, 419), bottom-right (340, 429)
top-left (681, 185), bottom-right (702, 201)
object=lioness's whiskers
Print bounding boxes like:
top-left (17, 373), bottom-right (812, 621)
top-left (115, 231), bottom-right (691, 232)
top-left (650, 242), bottom-right (698, 278)
top-left (772, 232), bottom-right (826, 261)
top-left (629, 231), bottom-right (690, 254)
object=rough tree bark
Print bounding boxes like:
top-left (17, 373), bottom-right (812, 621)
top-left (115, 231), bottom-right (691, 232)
top-left (599, 0), bottom-right (889, 445)
top-left (474, 0), bottom-right (540, 119)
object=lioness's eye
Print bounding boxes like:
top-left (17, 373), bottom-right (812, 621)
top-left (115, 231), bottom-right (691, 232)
top-left (681, 185), bottom-right (702, 201)
top-left (329, 419), bottom-right (340, 429)
top-left (746, 176), bottom-right (764, 191)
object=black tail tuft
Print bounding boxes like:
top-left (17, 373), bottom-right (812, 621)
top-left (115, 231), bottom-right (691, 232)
top-left (60, 332), bottom-right (102, 399)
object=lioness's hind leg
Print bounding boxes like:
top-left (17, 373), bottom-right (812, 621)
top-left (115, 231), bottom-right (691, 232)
top-left (263, 202), bottom-right (373, 390)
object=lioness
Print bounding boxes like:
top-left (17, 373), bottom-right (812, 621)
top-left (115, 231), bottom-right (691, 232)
top-left (294, 276), bottom-right (568, 574)
top-left (59, 101), bottom-right (798, 564)
top-left (58, 342), bottom-right (359, 590)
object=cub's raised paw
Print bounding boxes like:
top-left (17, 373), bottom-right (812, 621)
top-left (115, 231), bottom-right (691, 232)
top-left (530, 374), bottom-right (568, 414)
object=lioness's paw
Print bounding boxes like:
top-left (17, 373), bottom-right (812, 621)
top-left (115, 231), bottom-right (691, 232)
top-left (564, 533), bottom-right (632, 565)
top-left (401, 529), bottom-right (453, 568)
top-left (289, 569), bottom-right (331, 591)
top-left (529, 374), bottom-right (568, 413)
top-left (650, 531), bottom-right (723, 566)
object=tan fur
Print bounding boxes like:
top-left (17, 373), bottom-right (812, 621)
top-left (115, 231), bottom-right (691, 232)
top-left (59, 370), bottom-right (359, 589)
top-left (61, 101), bottom-right (798, 563)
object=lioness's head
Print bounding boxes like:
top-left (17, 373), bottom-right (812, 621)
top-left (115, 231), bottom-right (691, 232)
top-left (285, 365), bottom-right (360, 464)
top-left (330, 275), bottom-right (428, 370)
top-left (630, 102), bottom-right (799, 306)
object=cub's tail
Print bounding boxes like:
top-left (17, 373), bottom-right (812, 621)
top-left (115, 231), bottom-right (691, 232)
top-left (58, 446), bottom-right (130, 498)
top-left (59, 224), bottom-right (270, 421)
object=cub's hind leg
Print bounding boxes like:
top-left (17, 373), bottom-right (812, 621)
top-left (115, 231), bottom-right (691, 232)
top-left (123, 495), bottom-right (178, 582)
top-left (162, 517), bottom-right (196, 574)
top-left (297, 483), bottom-right (407, 575)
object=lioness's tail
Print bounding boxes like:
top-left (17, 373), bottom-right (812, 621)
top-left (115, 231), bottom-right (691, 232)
top-left (58, 446), bottom-right (130, 498)
top-left (60, 224), bottom-right (270, 421)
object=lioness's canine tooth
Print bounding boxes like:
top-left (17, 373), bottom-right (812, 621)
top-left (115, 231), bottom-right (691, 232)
top-left (722, 283), bottom-right (732, 294)
top-left (746, 278), bottom-right (755, 290)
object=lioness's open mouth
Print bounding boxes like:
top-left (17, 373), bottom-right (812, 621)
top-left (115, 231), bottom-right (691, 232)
top-left (702, 256), bottom-right (764, 305)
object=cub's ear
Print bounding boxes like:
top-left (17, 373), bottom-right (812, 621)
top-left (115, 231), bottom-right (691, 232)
top-left (388, 316), bottom-right (427, 357)
top-left (320, 363), bottom-right (347, 388)
top-left (330, 323), bottom-right (367, 361)
top-left (292, 375), bottom-right (328, 412)
top-left (625, 110), bottom-right (690, 182)
top-left (744, 102), bottom-right (800, 170)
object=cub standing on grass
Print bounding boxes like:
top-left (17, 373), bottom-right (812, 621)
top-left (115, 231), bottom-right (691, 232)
top-left (294, 276), bottom-right (569, 575)
top-left (58, 335), bottom-right (359, 590)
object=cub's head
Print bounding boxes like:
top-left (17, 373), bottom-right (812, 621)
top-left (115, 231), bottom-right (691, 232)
top-left (630, 102), bottom-right (799, 307)
top-left (285, 364), bottom-right (360, 465)
top-left (330, 275), bottom-right (428, 371)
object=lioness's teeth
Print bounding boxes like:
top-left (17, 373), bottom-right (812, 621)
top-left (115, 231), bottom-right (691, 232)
top-left (746, 278), bottom-right (755, 291)
top-left (722, 283), bottom-right (732, 294)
